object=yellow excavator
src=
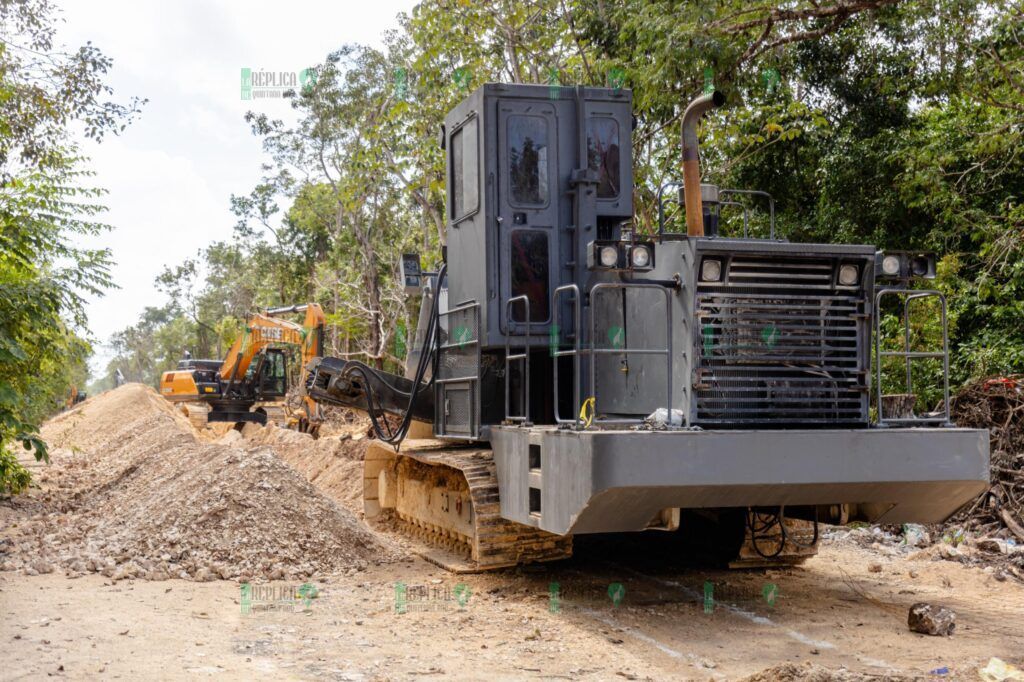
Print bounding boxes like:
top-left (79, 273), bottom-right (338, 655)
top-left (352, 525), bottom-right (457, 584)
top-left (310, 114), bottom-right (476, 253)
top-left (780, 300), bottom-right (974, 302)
top-left (159, 303), bottom-right (325, 432)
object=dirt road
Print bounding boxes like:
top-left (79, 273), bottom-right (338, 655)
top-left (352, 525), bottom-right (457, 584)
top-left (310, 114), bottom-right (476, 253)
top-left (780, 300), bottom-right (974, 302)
top-left (3, 535), bottom-right (1022, 680)
top-left (3, 387), bottom-right (1022, 680)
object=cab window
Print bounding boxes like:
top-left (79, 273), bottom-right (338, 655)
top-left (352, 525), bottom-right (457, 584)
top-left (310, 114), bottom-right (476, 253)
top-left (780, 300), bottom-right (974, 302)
top-left (587, 117), bottom-right (620, 198)
top-left (508, 115), bottom-right (549, 206)
top-left (510, 230), bottom-right (549, 323)
top-left (451, 117), bottom-right (479, 220)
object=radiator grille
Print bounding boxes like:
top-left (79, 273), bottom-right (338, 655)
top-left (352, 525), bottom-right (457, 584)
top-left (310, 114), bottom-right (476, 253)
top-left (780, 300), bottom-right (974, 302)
top-left (695, 255), bottom-right (868, 425)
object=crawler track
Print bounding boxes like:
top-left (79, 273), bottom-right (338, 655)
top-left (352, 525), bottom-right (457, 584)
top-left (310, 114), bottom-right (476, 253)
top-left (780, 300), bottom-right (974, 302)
top-left (366, 441), bottom-right (572, 571)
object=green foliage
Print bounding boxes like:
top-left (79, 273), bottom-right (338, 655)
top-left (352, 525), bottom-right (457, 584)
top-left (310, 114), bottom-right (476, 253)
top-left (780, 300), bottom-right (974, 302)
top-left (0, 447), bottom-right (32, 496)
top-left (1, 0), bottom-right (137, 477)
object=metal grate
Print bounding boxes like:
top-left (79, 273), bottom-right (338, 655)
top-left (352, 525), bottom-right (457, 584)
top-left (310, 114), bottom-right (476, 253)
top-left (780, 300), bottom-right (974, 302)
top-left (695, 256), bottom-right (868, 425)
top-left (443, 386), bottom-right (473, 434)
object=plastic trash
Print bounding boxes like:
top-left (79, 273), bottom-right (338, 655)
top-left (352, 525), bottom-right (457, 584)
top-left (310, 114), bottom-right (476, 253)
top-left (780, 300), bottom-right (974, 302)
top-left (902, 523), bottom-right (930, 547)
top-left (979, 658), bottom-right (1024, 681)
top-left (645, 408), bottom-right (684, 427)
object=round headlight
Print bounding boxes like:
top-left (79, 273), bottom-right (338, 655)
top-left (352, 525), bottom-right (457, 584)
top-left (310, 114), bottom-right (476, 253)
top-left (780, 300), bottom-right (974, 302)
top-left (701, 258), bottom-right (722, 282)
top-left (631, 246), bottom-right (651, 268)
top-left (838, 264), bottom-right (859, 286)
top-left (881, 254), bottom-right (901, 276)
top-left (599, 246), bottom-right (619, 268)
top-left (910, 256), bottom-right (929, 277)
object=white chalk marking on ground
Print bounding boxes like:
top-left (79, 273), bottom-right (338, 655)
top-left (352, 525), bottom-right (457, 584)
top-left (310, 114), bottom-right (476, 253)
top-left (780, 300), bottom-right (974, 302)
top-left (606, 562), bottom-right (897, 671)
top-left (575, 606), bottom-right (688, 661)
top-left (574, 604), bottom-right (727, 680)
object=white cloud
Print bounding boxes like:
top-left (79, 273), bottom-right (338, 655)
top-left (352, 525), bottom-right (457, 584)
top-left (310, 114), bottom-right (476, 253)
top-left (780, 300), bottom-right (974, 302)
top-left (51, 0), bottom-right (417, 374)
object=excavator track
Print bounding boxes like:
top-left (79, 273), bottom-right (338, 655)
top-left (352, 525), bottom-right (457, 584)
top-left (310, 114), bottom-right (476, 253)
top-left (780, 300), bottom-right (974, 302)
top-left (365, 440), bottom-right (572, 572)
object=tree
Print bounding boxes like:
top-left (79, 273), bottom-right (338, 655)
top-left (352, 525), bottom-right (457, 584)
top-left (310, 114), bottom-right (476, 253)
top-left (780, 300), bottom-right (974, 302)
top-left (0, 0), bottom-right (141, 489)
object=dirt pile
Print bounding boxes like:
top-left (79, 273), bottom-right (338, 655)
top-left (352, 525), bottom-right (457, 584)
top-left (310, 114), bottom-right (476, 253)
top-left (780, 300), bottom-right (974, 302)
top-left (225, 418), bottom-right (368, 515)
top-left (0, 384), bottom-right (395, 581)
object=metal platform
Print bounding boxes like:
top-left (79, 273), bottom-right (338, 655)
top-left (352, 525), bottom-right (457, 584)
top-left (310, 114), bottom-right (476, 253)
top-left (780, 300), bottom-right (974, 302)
top-left (492, 426), bottom-right (990, 535)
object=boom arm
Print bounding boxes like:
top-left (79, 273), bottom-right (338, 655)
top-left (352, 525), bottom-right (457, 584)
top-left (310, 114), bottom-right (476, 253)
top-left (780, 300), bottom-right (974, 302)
top-left (220, 303), bottom-right (325, 381)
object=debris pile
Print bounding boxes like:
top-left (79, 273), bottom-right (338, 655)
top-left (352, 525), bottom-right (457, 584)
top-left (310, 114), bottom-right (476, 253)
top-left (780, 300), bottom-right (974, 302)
top-left (0, 384), bottom-right (394, 581)
top-left (948, 379), bottom-right (1024, 540)
top-left (739, 661), bottom-right (913, 681)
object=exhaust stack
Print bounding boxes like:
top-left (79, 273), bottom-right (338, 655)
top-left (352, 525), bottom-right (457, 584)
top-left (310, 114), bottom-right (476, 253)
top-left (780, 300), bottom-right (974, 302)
top-left (681, 90), bottom-right (725, 237)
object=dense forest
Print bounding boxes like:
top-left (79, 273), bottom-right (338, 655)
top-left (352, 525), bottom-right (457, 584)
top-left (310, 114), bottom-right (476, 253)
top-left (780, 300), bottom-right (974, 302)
top-left (2, 0), bottom-right (1023, 476)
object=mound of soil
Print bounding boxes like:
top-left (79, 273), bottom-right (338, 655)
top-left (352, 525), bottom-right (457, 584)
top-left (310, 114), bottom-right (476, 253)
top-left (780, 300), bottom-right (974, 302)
top-left (225, 419), bottom-right (368, 516)
top-left (0, 384), bottom-right (395, 581)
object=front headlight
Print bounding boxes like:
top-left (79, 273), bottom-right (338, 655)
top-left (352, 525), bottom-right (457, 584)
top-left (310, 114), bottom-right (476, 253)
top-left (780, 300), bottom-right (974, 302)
top-left (838, 264), bottom-right (860, 286)
top-left (599, 246), bottom-right (619, 267)
top-left (700, 258), bottom-right (722, 282)
top-left (881, 255), bottom-right (901, 276)
top-left (630, 245), bottom-right (651, 269)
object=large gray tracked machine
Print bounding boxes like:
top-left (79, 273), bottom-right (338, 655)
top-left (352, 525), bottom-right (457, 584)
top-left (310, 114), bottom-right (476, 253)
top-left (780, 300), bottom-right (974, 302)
top-left (306, 84), bottom-right (988, 570)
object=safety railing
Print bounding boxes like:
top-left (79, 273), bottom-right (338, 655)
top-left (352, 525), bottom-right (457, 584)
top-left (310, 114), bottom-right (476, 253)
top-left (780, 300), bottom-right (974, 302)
top-left (873, 289), bottom-right (951, 427)
top-left (504, 296), bottom-right (532, 424)
top-left (552, 284), bottom-right (582, 427)
top-left (656, 182), bottom-right (776, 239)
top-left (436, 299), bottom-right (482, 439)
top-left (719, 189), bottom-right (776, 239)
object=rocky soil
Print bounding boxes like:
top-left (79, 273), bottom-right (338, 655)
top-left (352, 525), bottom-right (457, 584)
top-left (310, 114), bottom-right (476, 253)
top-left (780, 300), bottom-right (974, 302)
top-left (0, 384), bottom-right (395, 581)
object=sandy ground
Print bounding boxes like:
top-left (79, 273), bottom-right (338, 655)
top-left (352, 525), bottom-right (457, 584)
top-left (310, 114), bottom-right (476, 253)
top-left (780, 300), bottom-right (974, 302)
top-left (3, 536), bottom-right (1022, 681)
top-left (4, 387), bottom-right (1023, 680)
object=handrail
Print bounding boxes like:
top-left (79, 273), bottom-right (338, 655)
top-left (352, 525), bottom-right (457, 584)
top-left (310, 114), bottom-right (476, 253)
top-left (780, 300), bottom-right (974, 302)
top-left (504, 295), bottom-right (532, 424)
top-left (657, 181), bottom-right (683, 236)
top-left (657, 181), bottom-right (776, 239)
top-left (874, 288), bottom-right (951, 426)
top-left (552, 284), bottom-right (582, 427)
top-left (719, 189), bottom-right (776, 240)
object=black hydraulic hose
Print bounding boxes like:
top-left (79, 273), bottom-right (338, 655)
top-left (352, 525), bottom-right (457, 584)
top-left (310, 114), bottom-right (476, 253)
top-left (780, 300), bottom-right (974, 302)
top-left (343, 264), bottom-right (447, 448)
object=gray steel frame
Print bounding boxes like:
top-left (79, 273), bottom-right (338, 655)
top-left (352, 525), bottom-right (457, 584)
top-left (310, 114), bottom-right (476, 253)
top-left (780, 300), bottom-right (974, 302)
top-left (873, 288), bottom-right (951, 426)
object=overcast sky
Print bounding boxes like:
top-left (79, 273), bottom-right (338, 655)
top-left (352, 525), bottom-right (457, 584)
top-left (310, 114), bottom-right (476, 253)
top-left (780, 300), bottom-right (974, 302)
top-left (56, 0), bottom-right (416, 374)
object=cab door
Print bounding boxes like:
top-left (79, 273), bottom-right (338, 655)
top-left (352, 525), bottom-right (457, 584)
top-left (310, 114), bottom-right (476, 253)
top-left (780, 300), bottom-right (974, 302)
top-left (498, 100), bottom-right (559, 334)
top-left (257, 349), bottom-right (288, 399)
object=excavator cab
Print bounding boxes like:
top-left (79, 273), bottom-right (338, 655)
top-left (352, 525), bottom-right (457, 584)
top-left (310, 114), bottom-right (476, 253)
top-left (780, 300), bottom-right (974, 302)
top-left (254, 348), bottom-right (288, 400)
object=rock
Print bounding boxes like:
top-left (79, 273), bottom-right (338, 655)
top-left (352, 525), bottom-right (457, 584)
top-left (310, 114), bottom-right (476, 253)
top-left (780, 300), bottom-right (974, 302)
top-left (939, 544), bottom-right (961, 560)
top-left (976, 538), bottom-right (1009, 554)
top-left (908, 602), bottom-right (956, 636)
top-left (902, 523), bottom-right (930, 547)
top-left (31, 559), bottom-right (54, 574)
top-left (194, 567), bottom-right (215, 582)
top-left (868, 562), bottom-right (883, 573)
